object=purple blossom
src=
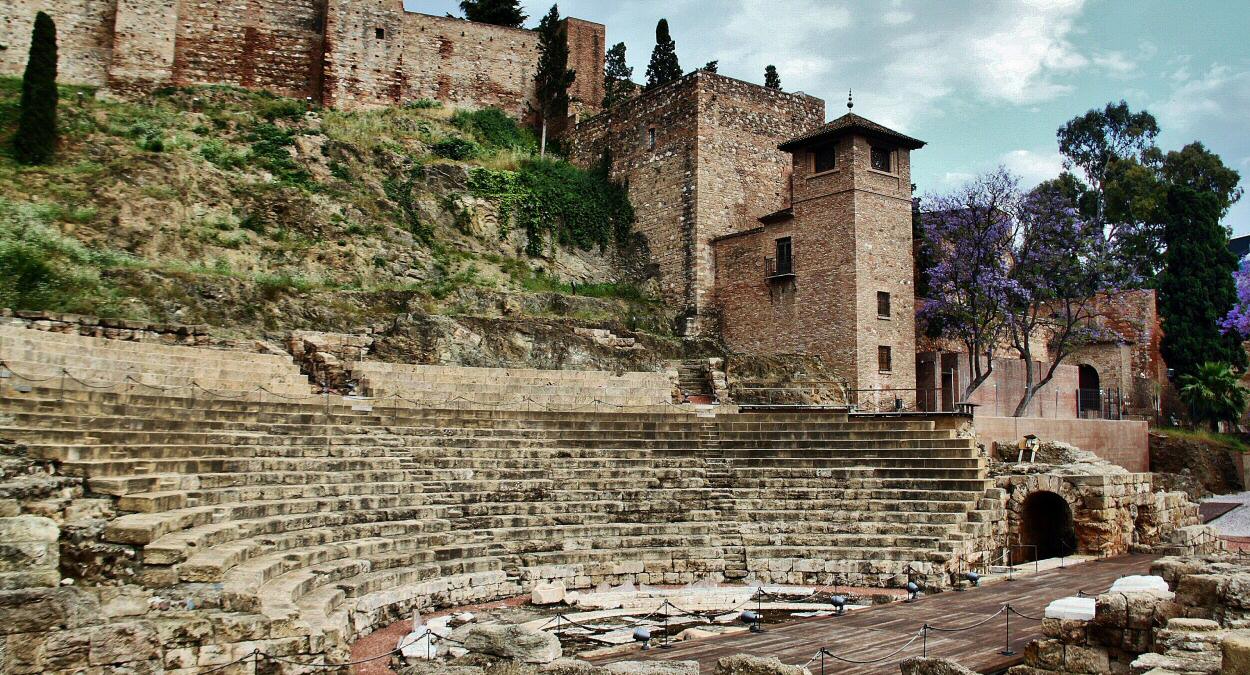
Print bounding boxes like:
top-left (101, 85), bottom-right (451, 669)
top-left (1221, 256), bottom-right (1250, 337)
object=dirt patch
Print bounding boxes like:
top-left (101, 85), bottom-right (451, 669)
top-left (1150, 431), bottom-right (1245, 499)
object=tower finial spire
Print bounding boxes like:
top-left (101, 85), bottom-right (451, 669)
top-left (847, 89), bottom-right (853, 110)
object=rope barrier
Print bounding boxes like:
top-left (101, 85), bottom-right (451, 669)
top-left (818, 627), bottom-right (924, 664)
top-left (1008, 605), bottom-right (1045, 622)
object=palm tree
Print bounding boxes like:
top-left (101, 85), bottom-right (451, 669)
top-left (1178, 361), bottom-right (1249, 431)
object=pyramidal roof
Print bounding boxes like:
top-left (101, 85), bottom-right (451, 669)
top-left (778, 112), bottom-right (926, 152)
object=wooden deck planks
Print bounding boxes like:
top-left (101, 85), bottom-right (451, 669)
top-left (590, 554), bottom-right (1158, 674)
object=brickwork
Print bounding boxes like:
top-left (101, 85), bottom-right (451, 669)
top-left (1, 1), bottom-right (601, 117)
top-left (712, 116), bottom-right (920, 394)
top-left (567, 72), bottom-right (823, 321)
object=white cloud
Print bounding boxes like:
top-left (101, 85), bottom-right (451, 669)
top-left (1091, 51), bottom-right (1136, 76)
top-left (1000, 149), bottom-right (1064, 186)
top-left (883, 10), bottom-right (913, 25)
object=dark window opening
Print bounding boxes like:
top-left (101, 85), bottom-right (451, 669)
top-left (774, 237), bottom-right (793, 276)
top-left (878, 346), bottom-right (892, 372)
top-left (813, 144), bottom-right (836, 173)
top-left (375, 27), bottom-right (386, 39)
top-left (871, 146), bottom-right (892, 172)
top-left (877, 291), bottom-right (891, 318)
top-left (647, 127), bottom-right (656, 150)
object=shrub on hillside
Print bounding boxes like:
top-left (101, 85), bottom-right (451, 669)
top-left (452, 107), bottom-right (535, 151)
top-left (431, 136), bottom-right (481, 160)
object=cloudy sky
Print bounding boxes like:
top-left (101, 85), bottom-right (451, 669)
top-left (406, 0), bottom-right (1250, 234)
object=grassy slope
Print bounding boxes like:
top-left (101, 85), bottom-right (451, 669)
top-left (0, 80), bottom-right (666, 336)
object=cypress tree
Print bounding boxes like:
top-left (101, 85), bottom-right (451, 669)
top-left (703, 60), bottom-right (719, 73)
top-left (764, 65), bottom-right (781, 89)
top-left (15, 11), bottom-right (58, 166)
top-left (532, 4), bottom-right (575, 156)
top-left (459, 0), bottom-right (526, 27)
top-left (602, 42), bottom-right (635, 109)
top-left (644, 19), bottom-right (681, 91)
top-left (1159, 184), bottom-right (1248, 378)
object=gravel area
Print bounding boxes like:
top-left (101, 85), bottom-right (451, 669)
top-left (1203, 491), bottom-right (1250, 536)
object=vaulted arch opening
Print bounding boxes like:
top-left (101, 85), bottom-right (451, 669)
top-left (1018, 491), bottom-right (1077, 563)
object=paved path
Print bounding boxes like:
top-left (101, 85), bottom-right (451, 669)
top-left (1204, 491), bottom-right (1250, 536)
top-left (591, 554), bottom-right (1158, 674)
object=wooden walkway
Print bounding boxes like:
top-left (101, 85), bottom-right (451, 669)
top-left (590, 554), bottom-right (1157, 674)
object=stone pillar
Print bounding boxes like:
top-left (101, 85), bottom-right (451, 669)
top-left (0, 515), bottom-right (60, 589)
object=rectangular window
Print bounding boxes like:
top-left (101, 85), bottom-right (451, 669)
top-left (813, 145), bottom-right (836, 173)
top-left (870, 146), bottom-right (892, 173)
top-left (648, 127), bottom-right (656, 150)
top-left (774, 237), bottom-right (793, 276)
top-left (878, 346), bottom-right (893, 373)
top-left (877, 291), bottom-right (891, 318)
top-left (375, 27), bottom-right (386, 39)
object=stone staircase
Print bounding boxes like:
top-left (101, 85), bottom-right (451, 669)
top-left (0, 332), bottom-right (1003, 661)
top-left (347, 362), bottom-right (675, 408)
top-left (678, 358), bottom-right (714, 403)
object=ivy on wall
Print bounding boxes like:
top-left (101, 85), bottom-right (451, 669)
top-left (468, 157), bottom-right (634, 256)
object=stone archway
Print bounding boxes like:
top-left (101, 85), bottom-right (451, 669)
top-left (1017, 490), bottom-right (1077, 562)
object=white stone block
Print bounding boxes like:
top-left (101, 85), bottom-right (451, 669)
top-left (1045, 596), bottom-right (1096, 620)
top-left (1110, 575), bottom-right (1170, 594)
top-left (531, 582), bottom-right (566, 605)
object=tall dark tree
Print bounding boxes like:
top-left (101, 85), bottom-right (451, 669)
top-left (532, 4), bottom-right (575, 157)
top-left (644, 19), bottom-right (681, 90)
top-left (1158, 185), bottom-right (1247, 379)
top-left (1056, 101), bottom-right (1164, 279)
top-left (703, 60), bottom-right (718, 73)
top-left (1161, 141), bottom-right (1243, 218)
top-left (459, 0), bottom-right (526, 27)
top-left (15, 11), bottom-right (58, 166)
top-left (602, 42), bottom-right (635, 109)
top-left (764, 65), bottom-right (781, 90)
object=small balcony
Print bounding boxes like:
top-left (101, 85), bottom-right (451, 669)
top-left (764, 256), bottom-right (795, 282)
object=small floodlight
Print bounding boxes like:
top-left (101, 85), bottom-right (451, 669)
top-left (632, 626), bottom-right (651, 650)
top-left (830, 595), bottom-right (846, 616)
top-left (966, 571), bottom-right (981, 587)
top-left (906, 581), bottom-right (920, 602)
top-left (740, 609), bottom-right (762, 633)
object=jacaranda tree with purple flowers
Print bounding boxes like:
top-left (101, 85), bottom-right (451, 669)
top-left (919, 168), bottom-right (1018, 400)
top-left (921, 168), bottom-right (1138, 416)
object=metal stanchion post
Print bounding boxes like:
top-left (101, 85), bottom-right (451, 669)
top-left (922, 624), bottom-right (929, 657)
top-left (661, 603), bottom-right (671, 648)
top-left (1001, 604), bottom-right (1015, 656)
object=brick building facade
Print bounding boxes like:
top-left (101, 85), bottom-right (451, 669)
top-left (566, 71), bottom-right (824, 329)
top-left (711, 113), bottom-right (924, 398)
top-left (0, 1), bottom-right (604, 118)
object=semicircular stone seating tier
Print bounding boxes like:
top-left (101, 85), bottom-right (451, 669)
top-left (0, 329), bottom-right (1004, 665)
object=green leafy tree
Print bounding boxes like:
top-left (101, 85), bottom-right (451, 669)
top-left (645, 19), bottom-right (681, 90)
top-left (764, 65), bottom-right (781, 89)
top-left (602, 42), bottom-right (636, 109)
top-left (1161, 141), bottom-right (1244, 218)
top-left (1178, 362), bottom-right (1249, 431)
top-left (459, 0), bottom-right (526, 27)
top-left (1056, 101), bottom-right (1164, 279)
top-left (1159, 184), bottom-right (1247, 379)
top-left (15, 11), bottom-right (58, 165)
top-left (703, 60), bottom-right (718, 73)
top-left (532, 4), bottom-right (575, 157)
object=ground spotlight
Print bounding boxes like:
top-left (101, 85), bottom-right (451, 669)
top-left (632, 626), bottom-right (651, 650)
top-left (831, 595), bottom-right (846, 616)
top-left (740, 609), bottom-right (763, 633)
top-left (906, 581), bottom-right (920, 602)
top-left (967, 571), bottom-right (981, 588)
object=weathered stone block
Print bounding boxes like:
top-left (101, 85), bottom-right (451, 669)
top-left (88, 620), bottom-right (161, 666)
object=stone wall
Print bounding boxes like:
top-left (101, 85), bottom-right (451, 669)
top-left (711, 129), bottom-right (917, 394)
top-left (0, 309), bottom-right (213, 347)
top-left (975, 415), bottom-right (1149, 472)
top-left (1, 1), bottom-right (602, 116)
top-left (566, 72), bottom-right (824, 322)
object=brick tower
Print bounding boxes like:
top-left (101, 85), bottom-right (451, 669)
top-left (712, 110), bottom-right (925, 405)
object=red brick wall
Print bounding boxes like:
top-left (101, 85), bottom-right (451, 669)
top-left (1, 0), bottom-right (118, 85)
